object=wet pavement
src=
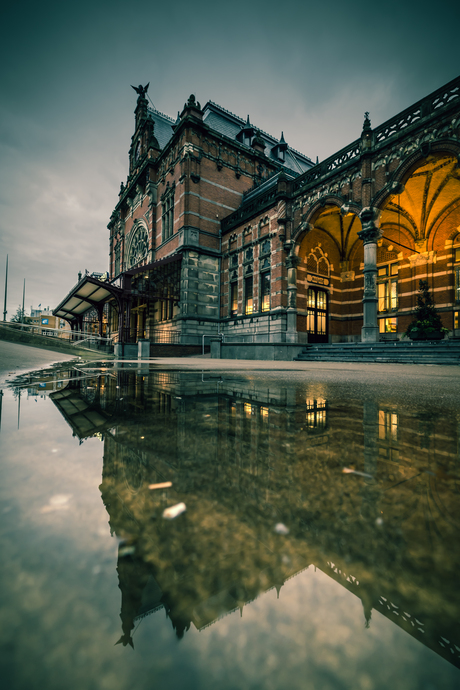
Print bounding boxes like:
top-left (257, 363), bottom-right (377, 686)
top-left (0, 340), bottom-right (77, 387)
top-left (0, 349), bottom-right (459, 689)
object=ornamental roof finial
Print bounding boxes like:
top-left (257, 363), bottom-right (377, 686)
top-left (363, 111), bottom-right (372, 131)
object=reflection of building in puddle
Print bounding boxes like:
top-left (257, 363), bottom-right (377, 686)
top-left (50, 369), bottom-right (460, 666)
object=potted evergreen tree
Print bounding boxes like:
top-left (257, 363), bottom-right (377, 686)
top-left (404, 279), bottom-right (449, 340)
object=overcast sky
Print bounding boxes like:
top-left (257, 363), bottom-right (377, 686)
top-left (0, 0), bottom-right (458, 318)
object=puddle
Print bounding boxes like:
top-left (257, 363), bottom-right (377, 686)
top-left (0, 364), bottom-right (459, 689)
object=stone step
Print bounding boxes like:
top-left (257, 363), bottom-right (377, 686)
top-left (294, 340), bottom-right (460, 364)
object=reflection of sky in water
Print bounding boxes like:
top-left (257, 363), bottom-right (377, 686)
top-left (0, 365), bottom-right (459, 690)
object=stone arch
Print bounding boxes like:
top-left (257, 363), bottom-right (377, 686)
top-left (372, 139), bottom-right (460, 210)
top-left (427, 197), bottom-right (460, 251)
top-left (293, 195), bottom-right (360, 243)
top-left (373, 142), bottom-right (460, 253)
top-left (378, 214), bottom-right (417, 252)
top-left (448, 227), bottom-right (460, 242)
top-left (295, 198), bottom-right (363, 266)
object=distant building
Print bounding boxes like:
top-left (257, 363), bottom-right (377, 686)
top-left (29, 310), bottom-right (67, 337)
top-left (54, 76), bottom-right (460, 356)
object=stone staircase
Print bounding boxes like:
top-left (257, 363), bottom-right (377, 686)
top-left (294, 339), bottom-right (460, 365)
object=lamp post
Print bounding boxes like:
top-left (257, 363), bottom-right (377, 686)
top-left (3, 255), bottom-right (7, 321)
top-left (22, 278), bottom-right (25, 324)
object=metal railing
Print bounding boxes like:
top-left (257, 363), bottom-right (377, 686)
top-left (0, 321), bottom-right (113, 350)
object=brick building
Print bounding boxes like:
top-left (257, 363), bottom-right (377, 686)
top-left (54, 76), bottom-right (460, 357)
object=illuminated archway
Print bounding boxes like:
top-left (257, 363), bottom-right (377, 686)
top-left (295, 201), bottom-right (363, 342)
top-left (378, 153), bottom-right (460, 254)
top-left (375, 151), bottom-right (460, 336)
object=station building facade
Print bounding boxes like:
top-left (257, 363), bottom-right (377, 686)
top-left (54, 76), bottom-right (460, 355)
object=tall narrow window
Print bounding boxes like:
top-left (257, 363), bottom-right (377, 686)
top-left (454, 247), bottom-right (460, 302)
top-left (230, 282), bottom-right (238, 316)
top-left (377, 263), bottom-right (398, 312)
top-left (261, 272), bottom-right (270, 312)
top-left (160, 299), bottom-right (173, 321)
top-left (161, 185), bottom-right (175, 242)
top-left (245, 276), bottom-right (253, 315)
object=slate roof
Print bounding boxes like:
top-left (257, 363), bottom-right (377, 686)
top-left (146, 101), bottom-right (313, 175)
top-left (243, 170), bottom-right (297, 203)
top-left (147, 107), bottom-right (175, 149)
top-left (203, 102), bottom-right (313, 175)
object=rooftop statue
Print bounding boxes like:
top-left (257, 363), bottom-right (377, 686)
top-left (131, 83), bottom-right (150, 99)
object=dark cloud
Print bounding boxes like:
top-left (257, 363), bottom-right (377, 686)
top-left (0, 0), bottom-right (458, 314)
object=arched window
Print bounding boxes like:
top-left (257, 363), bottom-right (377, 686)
top-left (305, 245), bottom-right (330, 278)
top-left (127, 223), bottom-right (148, 268)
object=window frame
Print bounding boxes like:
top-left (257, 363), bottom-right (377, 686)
top-left (260, 271), bottom-right (270, 312)
top-left (244, 276), bottom-right (253, 315)
top-left (230, 281), bottom-right (238, 317)
top-left (377, 262), bottom-right (398, 313)
top-left (161, 186), bottom-right (175, 242)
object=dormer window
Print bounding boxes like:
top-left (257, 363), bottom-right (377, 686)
top-left (271, 132), bottom-right (288, 163)
top-left (236, 115), bottom-right (255, 147)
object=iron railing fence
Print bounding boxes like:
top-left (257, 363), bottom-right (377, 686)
top-left (0, 321), bottom-right (113, 350)
top-left (116, 328), bottom-right (183, 345)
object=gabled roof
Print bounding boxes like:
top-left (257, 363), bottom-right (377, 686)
top-left (145, 100), bottom-right (314, 175)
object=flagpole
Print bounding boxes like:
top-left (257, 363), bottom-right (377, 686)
top-left (22, 278), bottom-right (25, 323)
top-left (3, 255), bottom-right (7, 322)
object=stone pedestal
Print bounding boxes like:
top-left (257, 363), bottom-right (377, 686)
top-left (286, 254), bottom-right (300, 343)
top-left (210, 337), bottom-right (222, 359)
top-left (138, 339), bottom-right (150, 359)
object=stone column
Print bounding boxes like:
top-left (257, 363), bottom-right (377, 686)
top-left (358, 208), bottom-right (382, 343)
top-left (285, 253), bottom-right (300, 343)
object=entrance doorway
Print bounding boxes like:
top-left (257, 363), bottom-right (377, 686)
top-left (306, 287), bottom-right (328, 343)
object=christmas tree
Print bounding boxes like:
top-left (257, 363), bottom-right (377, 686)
top-left (404, 279), bottom-right (446, 338)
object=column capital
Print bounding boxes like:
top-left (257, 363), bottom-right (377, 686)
top-left (286, 254), bottom-right (301, 269)
top-left (358, 207), bottom-right (382, 245)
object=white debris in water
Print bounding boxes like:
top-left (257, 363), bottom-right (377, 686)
top-left (375, 517), bottom-right (384, 527)
top-left (149, 482), bottom-right (173, 490)
top-left (343, 467), bottom-right (373, 479)
top-left (162, 502), bottom-right (186, 520)
top-left (274, 523), bottom-right (289, 535)
top-left (40, 494), bottom-right (72, 513)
